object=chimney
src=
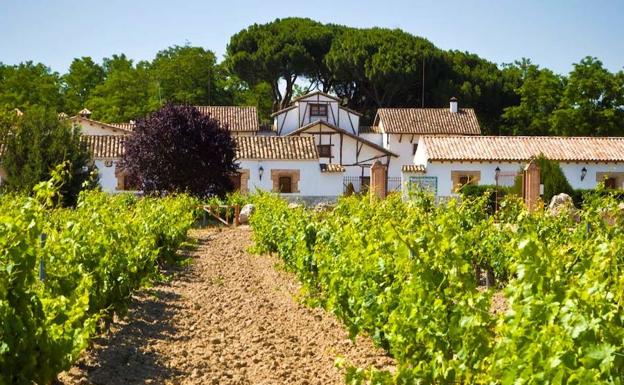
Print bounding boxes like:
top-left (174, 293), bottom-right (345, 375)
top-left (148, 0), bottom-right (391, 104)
top-left (449, 97), bottom-right (458, 113)
top-left (78, 108), bottom-right (92, 118)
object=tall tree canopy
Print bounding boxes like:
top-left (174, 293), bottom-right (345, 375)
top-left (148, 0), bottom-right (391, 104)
top-left (62, 57), bottom-right (105, 115)
top-left (0, 61), bottom-right (63, 111)
top-left (1, 19), bottom-right (622, 136)
top-left (226, 17), bottom-right (336, 111)
top-left (551, 57), bottom-right (624, 136)
top-left (121, 103), bottom-right (238, 197)
top-left (502, 60), bottom-right (565, 135)
top-left (87, 54), bottom-right (157, 122)
top-left (0, 106), bottom-right (95, 205)
top-left (150, 45), bottom-right (233, 105)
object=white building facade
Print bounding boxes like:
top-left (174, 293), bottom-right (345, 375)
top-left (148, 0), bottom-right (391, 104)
top-left (5, 92), bottom-right (622, 202)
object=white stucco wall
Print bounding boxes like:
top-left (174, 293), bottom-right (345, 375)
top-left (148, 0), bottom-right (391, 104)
top-left (74, 120), bottom-right (128, 136)
top-left (385, 134), bottom-right (419, 178)
top-left (94, 159), bottom-right (120, 192)
top-left (273, 93), bottom-right (361, 136)
top-left (408, 160), bottom-right (624, 197)
top-left (237, 159), bottom-right (343, 197)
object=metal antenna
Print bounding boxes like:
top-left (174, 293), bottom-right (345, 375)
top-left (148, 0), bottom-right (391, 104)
top-left (421, 56), bottom-right (425, 108)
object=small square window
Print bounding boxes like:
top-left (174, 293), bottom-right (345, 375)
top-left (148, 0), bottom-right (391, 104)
top-left (317, 144), bottom-right (332, 157)
top-left (310, 104), bottom-right (328, 117)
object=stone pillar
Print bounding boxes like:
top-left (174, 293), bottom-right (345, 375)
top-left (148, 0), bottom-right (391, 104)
top-left (523, 159), bottom-right (541, 211)
top-left (370, 161), bottom-right (388, 201)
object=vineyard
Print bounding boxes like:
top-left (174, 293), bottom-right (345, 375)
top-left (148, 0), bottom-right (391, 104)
top-left (0, 176), bottom-right (196, 384)
top-left (250, 192), bottom-right (624, 384)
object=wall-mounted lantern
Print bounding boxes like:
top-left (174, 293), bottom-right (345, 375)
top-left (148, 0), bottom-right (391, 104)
top-left (258, 165), bottom-right (264, 180)
top-left (581, 167), bottom-right (587, 181)
top-left (495, 166), bottom-right (501, 181)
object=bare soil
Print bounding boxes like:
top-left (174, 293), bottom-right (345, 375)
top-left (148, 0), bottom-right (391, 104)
top-left (59, 226), bottom-right (394, 385)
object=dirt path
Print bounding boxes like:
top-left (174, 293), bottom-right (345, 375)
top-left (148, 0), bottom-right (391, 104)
top-left (60, 227), bottom-right (393, 385)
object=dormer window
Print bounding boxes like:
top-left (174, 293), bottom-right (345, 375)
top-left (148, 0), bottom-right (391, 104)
top-left (310, 104), bottom-right (328, 117)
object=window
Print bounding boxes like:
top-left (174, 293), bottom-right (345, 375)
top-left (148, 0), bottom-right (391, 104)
top-left (230, 173), bottom-right (242, 191)
top-left (413, 143), bottom-right (418, 155)
top-left (451, 171), bottom-right (480, 193)
top-left (605, 177), bottom-right (617, 189)
top-left (309, 103), bottom-right (328, 117)
top-left (317, 144), bottom-right (332, 158)
top-left (409, 176), bottom-right (438, 195)
top-left (278, 176), bottom-right (292, 193)
top-left (459, 175), bottom-right (471, 186)
top-left (122, 174), bottom-right (139, 191)
top-left (360, 176), bottom-right (370, 191)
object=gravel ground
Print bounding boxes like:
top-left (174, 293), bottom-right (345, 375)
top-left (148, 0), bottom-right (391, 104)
top-left (59, 226), bottom-right (394, 385)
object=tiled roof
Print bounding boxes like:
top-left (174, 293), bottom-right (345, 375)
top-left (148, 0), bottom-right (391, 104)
top-left (375, 108), bottom-right (481, 135)
top-left (195, 106), bottom-right (259, 132)
top-left (71, 116), bottom-right (134, 134)
top-left (358, 126), bottom-right (382, 134)
top-left (81, 135), bottom-right (126, 158)
top-left (110, 122), bottom-right (135, 131)
top-left (292, 90), bottom-right (342, 103)
top-left (287, 120), bottom-right (398, 157)
top-left (422, 136), bottom-right (624, 163)
top-left (234, 136), bottom-right (318, 160)
top-left (320, 163), bottom-right (345, 173)
top-left (401, 164), bottom-right (426, 173)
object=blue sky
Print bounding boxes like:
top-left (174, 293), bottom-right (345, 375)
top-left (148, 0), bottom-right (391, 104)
top-left (1, 0), bottom-right (622, 74)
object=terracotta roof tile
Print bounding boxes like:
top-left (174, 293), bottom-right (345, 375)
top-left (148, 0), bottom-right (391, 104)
top-left (110, 122), bottom-right (135, 131)
top-left (320, 163), bottom-right (345, 173)
top-left (422, 136), bottom-right (624, 163)
top-left (71, 116), bottom-right (134, 134)
top-left (358, 125), bottom-right (382, 134)
top-left (401, 164), bottom-right (426, 173)
top-left (234, 136), bottom-right (318, 160)
top-left (376, 108), bottom-right (481, 135)
top-left (195, 106), bottom-right (259, 132)
top-left (81, 135), bottom-right (126, 158)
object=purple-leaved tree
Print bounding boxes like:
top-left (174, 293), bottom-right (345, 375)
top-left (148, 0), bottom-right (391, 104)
top-left (122, 103), bottom-right (238, 197)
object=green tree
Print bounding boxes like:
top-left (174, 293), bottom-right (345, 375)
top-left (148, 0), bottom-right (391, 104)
top-left (87, 54), bottom-right (157, 122)
top-left (150, 45), bottom-right (232, 105)
top-left (62, 57), bottom-right (105, 115)
top-left (326, 27), bottom-right (440, 111)
top-left (1, 106), bottom-right (96, 205)
top-left (431, 51), bottom-right (520, 134)
top-left (0, 61), bottom-right (63, 111)
top-left (502, 59), bottom-right (565, 135)
top-left (226, 17), bottom-right (335, 111)
top-left (551, 57), bottom-right (624, 136)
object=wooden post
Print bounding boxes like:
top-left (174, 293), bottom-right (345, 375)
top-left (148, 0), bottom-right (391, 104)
top-left (234, 205), bottom-right (240, 227)
top-left (523, 159), bottom-right (541, 212)
top-left (370, 161), bottom-right (388, 202)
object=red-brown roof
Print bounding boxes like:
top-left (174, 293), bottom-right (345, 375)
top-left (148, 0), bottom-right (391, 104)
top-left (422, 136), bottom-right (624, 163)
top-left (81, 135), bottom-right (126, 158)
top-left (71, 116), bottom-right (134, 134)
top-left (234, 136), bottom-right (318, 160)
top-left (376, 108), bottom-right (481, 135)
top-left (320, 163), bottom-right (346, 173)
top-left (195, 106), bottom-right (259, 132)
top-left (401, 164), bottom-right (426, 173)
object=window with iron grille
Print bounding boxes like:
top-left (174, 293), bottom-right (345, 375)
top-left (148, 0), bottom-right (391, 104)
top-left (317, 144), bottom-right (332, 157)
top-left (309, 104), bottom-right (328, 117)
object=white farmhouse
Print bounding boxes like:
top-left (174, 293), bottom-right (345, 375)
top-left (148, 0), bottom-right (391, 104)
top-left (3, 91), bottom-right (624, 201)
top-left (409, 135), bottom-right (624, 197)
